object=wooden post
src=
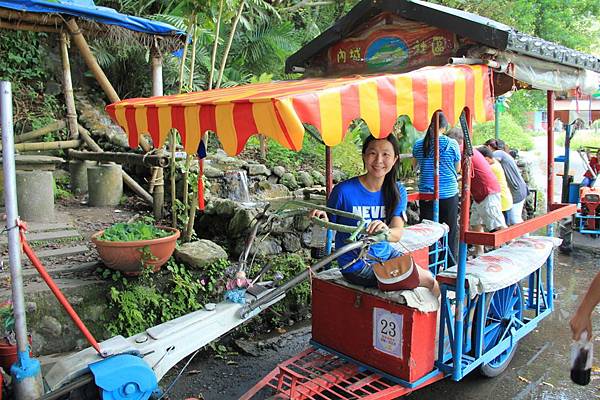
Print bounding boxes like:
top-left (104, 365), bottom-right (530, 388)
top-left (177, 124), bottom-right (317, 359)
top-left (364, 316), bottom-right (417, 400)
top-left (170, 131), bottom-right (177, 228)
top-left (153, 167), bottom-right (165, 220)
top-left (66, 19), bottom-right (120, 104)
top-left (59, 33), bottom-right (79, 139)
top-left (14, 120), bottom-right (65, 143)
top-left (151, 43), bottom-right (163, 97)
top-left (8, 140), bottom-right (81, 152)
top-left (77, 124), bottom-right (153, 205)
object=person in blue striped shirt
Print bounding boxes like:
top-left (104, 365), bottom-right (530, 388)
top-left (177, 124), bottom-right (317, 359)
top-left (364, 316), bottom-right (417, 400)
top-left (412, 114), bottom-right (461, 266)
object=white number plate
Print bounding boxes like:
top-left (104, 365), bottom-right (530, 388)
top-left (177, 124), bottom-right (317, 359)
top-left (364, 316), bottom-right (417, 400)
top-left (373, 307), bottom-right (403, 358)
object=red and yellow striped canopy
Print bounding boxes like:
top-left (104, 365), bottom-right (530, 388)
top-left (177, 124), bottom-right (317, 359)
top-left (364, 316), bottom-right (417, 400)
top-left (106, 64), bottom-right (494, 155)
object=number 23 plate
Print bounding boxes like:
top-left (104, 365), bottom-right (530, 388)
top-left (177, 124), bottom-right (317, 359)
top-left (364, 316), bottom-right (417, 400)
top-left (373, 307), bottom-right (403, 358)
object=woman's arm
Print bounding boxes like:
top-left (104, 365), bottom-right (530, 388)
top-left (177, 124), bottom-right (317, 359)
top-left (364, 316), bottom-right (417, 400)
top-left (570, 271), bottom-right (600, 340)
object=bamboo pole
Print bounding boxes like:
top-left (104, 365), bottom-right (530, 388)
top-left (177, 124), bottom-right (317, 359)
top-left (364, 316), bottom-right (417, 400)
top-left (170, 130), bottom-right (177, 228)
top-left (216, 0), bottom-right (246, 89)
top-left (66, 19), bottom-right (120, 104)
top-left (14, 120), bottom-right (65, 143)
top-left (153, 167), bottom-right (165, 220)
top-left (0, 9), bottom-right (62, 26)
top-left (208, 0), bottom-right (224, 90)
top-left (151, 44), bottom-right (163, 97)
top-left (68, 150), bottom-right (170, 167)
top-left (181, 155), bottom-right (192, 238)
top-left (188, 23), bottom-right (197, 90)
top-left (77, 124), bottom-right (153, 205)
top-left (177, 18), bottom-right (194, 94)
top-left (59, 33), bottom-right (79, 139)
top-left (0, 19), bottom-right (61, 33)
top-left (13, 140), bottom-right (81, 152)
top-left (184, 188), bottom-right (198, 242)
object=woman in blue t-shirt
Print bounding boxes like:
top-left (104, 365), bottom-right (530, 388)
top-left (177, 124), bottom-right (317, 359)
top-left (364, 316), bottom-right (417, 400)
top-left (310, 135), bottom-right (439, 296)
top-left (412, 114), bottom-right (460, 266)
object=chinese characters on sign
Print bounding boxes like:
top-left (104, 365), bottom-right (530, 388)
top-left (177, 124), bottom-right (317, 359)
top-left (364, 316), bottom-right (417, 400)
top-left (328, 16), bottom-right (455, 73)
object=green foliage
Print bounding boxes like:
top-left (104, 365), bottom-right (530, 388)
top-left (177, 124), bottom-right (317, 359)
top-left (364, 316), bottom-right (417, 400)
top-left (472, 113), bottom-right (534, 150)
top-left (0, 301), bottom-right (15, 337)
top-left (504, 90), bottom-right (546, 128)
top-left (248, 254), bottom-right (310, 327)
top-left (99, 222), bottom-right (172, 242)
top-left (53, 175), bottom-right (72, 200)
top-left (435, 0), bottom-right (600, 51)
top-left (104, 258), bottom-right (226, 336)
top-left (0, 31), bottom-right (64, 134)
top-left (555, 129), bottom-right (600, 149)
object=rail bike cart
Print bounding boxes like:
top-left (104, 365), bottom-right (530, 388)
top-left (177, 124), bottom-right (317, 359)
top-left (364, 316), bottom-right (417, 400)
top-left (2, 1), bottom-right (599, 400)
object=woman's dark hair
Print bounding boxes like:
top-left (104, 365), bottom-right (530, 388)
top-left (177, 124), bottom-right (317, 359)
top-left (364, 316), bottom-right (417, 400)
top-left (423, 113), bottom-right (449, 156)
top-left (362, 135), bottom-right (401, 225)
top-left (485, 138), bottom-right (506, 151)
top-left (478, 145), bottom-right (494, 159)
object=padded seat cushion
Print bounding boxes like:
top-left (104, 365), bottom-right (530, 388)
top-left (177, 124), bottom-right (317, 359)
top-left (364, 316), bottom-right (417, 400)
top-left (438, 236), bottom-right (562, 297)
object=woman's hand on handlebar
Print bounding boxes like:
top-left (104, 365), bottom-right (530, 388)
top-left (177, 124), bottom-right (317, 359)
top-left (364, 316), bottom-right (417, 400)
top-left (365, 220), bottom-right (389, 235)
top-left (309, 209), bottom-right (329, 222)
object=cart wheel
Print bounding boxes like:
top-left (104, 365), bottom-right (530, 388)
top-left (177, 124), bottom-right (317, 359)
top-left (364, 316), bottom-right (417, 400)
top-left (479, 284), bottom-right (523, 377)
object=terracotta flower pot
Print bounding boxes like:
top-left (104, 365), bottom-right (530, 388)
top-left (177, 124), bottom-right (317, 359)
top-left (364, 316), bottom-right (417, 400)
top-left (91, 226), bottom-right (180, 276)
top-left (0, 335), bottom-right (32, 372)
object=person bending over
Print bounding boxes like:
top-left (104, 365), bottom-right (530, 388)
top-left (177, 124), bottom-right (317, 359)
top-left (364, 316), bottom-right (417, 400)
top-left (479, 146), bottom-right (513, 226)
top-left (485, 139), bottom-right (528, 225)
top-left (310, 134), bottom-right (439, 296)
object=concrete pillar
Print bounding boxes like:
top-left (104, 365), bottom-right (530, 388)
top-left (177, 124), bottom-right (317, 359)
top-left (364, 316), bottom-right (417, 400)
top-left (69, 160), bottom-right (93, 195)
top-left (16, 170), bottom-right (55, 222)
top-left (87, 164), bottom-right (123, 206)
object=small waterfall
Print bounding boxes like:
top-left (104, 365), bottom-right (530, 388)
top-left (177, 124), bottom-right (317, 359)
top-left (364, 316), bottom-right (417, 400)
top-left (224, 170), bottom-right (251, 203)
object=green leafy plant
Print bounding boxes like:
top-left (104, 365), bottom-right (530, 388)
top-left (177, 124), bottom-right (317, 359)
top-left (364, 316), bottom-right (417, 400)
top-left (0, 301), bottom-right (16, 344)
top-left (472, 113), bottom-right (534, 150)
top-left (99, 222), bottom-right (173, 242)
top-left (104, 258), bottom-right (227, 336)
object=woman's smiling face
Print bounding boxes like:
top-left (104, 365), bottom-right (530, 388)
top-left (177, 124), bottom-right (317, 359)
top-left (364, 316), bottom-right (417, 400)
top-left (362, 139), bottom-right (398, 179)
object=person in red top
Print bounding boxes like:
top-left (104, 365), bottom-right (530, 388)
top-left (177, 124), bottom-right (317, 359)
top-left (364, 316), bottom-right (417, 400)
top-left (470, 149), bottom-right (506, 253)
top-left (582, 149), bottom-right (600, 187)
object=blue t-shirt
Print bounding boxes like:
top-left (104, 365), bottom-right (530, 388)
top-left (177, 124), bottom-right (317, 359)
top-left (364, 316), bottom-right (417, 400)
top-left (327, 177), bottom-right (408, 273)
top-left (412, 135), bottom-right (460, 199)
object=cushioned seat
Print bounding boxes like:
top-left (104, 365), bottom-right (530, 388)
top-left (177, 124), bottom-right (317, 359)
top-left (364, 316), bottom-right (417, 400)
top-left (437, 236), bottom-right (562, 297)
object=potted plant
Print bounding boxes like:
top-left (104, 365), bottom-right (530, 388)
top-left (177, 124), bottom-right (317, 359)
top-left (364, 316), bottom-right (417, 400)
top-left (91, 222), bottom-right (180, 276)
top-left (0, 301), bottom-right (19, 371)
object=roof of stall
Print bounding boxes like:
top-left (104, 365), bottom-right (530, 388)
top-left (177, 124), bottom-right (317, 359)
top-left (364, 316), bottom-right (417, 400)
top-left (0, 0), bottom-right (185, 50)
top-left (286, 0), bottom-right (600, 75)
top-left (107, 64), bottom-right (494, 156)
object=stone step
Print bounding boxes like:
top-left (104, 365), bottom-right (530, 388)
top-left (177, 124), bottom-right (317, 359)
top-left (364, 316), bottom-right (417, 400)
top-left (2, 245), bottom-right (89, 265)
top-left (0, 229), bottom-right (82, 246)
top-left (0, 261), bottom-right (101, 292)
top-left (24, 222), bottom-right (73, 233)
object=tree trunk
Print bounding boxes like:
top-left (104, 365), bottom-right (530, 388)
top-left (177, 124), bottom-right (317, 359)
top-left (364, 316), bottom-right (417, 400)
top-left (208, 0), bottom-right (224, 90)
top-left (59, 33), bottom-right (79, 139)
top-left (188, 23), bottom-right (197, 90)
top-left (216, 0), bottom-right (246, 89)
top-left (66, 19), bottom-right (120, 103)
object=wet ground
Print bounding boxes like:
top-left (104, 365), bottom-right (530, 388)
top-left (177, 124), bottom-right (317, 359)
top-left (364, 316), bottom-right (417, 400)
top-left (162, 249), bottom-right (599, 400)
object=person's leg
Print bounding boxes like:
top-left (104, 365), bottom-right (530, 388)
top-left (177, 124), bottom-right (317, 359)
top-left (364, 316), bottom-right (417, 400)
top-left (503, 210), bottom-right (511, 226)
top-left (440, 195), bottom-right (459, 267)
top-left (481, 193), bottom-right (507, 233)
top-left (341, 260), bottom-right (378, 287)
top-left (416, 267), bottom-right (440, 297)
top-left (470, 200), bottom-right (485, 256)
top-left (510, 199), bottom-right (525, 225)
top-left (419, 200), bottom-right (434, 221)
